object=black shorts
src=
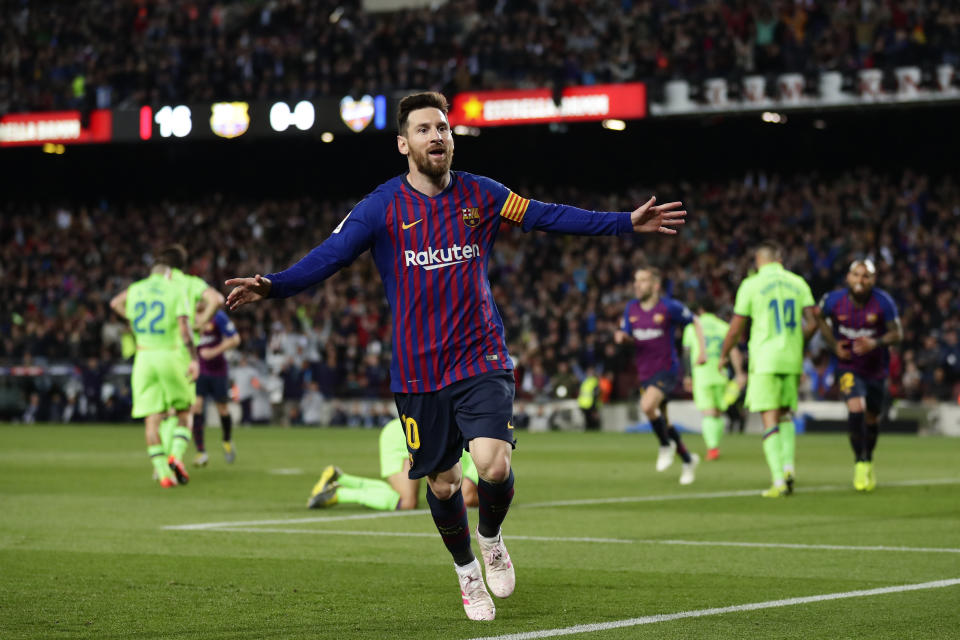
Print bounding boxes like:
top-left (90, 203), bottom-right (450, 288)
top-left (837, 370), bottom-right (887, 415)
top-left (394, 369), bottom-right (516, 480)
top-left (640, 368), bottom-right (680, 397)
top-left (196, 374), bottom-right (230, 403)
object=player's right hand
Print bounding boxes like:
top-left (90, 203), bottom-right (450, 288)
top-left (224, 274), bottom-right (271, 310)
top-left (614, 330), bottom-right (629, 344)
top-left (835, 340), bottom-right (852, 360)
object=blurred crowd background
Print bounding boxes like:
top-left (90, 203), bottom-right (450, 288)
top-left (3, 0), bottom-right (959, 113)
top-left (4, 168), bottom-right (960, 423)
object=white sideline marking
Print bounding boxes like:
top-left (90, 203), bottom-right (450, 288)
top-left (163, 477), bottom-right (960, 531)
top-left (188, 526), bottom-right (960, 554)
top-left (464, 578), bottom-right (960, 640)
top-left (267, 468), bottom-right (304, 475)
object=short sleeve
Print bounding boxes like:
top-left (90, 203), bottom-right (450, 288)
top-left (819, 291), bottom-right (835, 315)
top-left (733, 280), bottom-right (752, 317)
top-left (666, 299), bottom-right (694, 326)
top-left (215, 311), bottom-right (238, 337)
top-left (876, 289), bottom-right (900, 322)
top-left (477, 176), bottom-right (528, 227)
top-left (621, 305), bottom-right (632, 332)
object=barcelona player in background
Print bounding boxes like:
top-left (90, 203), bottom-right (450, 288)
top-left (225, 92), bottom-right (687, 621)
top-left (616, 266), bottom-right (706, 484)
top-left (193, 307), bottom-right (241, 466)
top-left (817, 260), bottom-right (902, 491)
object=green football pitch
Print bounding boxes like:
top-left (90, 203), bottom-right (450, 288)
top-left (2, 424), bottom-right (959, 640)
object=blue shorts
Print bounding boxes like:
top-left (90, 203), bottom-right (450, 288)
top-left (837, 370), bottom-right (887, 415)
top-left (640, 368), bottom-right (680, 397)
top-left (196, 374), bottom-right (230, 403)
top-left (394, 369), bottom-right (516, 480)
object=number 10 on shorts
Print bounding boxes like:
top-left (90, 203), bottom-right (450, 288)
top-left (401, 414), bottom-right (420, 450)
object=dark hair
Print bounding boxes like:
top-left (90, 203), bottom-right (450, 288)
top-left (696, 296), bottom-right (717, 314)
top-left (397, 91), bottom-right (449, 135)
top-left (159, 244), bottom-right (187, 270)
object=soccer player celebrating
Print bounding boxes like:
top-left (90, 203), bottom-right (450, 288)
top-left (193, 308), bottom-right (242, 466)
top-left (817, 260), bottom-right (902, 491)
top-left (720, 241), bottom-right (817, 498)
top-left (615, 267), bottom-right (706, 484)
top-left (109, 257), bottom-right (198, 487)
top-left (307, 417), bottom-right (479, 510)
top-left (225, 92), bottom-right (686, 621)
top-left (682, 298), bottom-right (746, 461)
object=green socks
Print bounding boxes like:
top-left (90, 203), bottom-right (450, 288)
top-left (779, 419), bottom-right (796, 474)
top-left (762, 426), bottom-right (784, 486)
top-left (148, 444), bottom-right (173, 480)
top-left (159, 416), bottom-right (177, 455)
top-left (337, 486), bottom-right (401, 511)
top-left (335, 473), bottom-right (401, 510)
top-left (702, 416), bottom-right (725, 450)
top-left (170, 425), bottom-right (192, 461)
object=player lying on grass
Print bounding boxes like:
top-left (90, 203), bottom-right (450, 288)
top-left (307, 417), bottom-right (479, 510)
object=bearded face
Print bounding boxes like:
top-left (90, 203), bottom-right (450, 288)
top-left (400, 107), bottom-right (455, 181)
top-left (409, 137), bottom-right (453, 178)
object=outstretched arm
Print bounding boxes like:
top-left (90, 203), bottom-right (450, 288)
top-left (226, 200), bottom-right (377, 310)
top-left (519, 196), bottom-right (685, 236)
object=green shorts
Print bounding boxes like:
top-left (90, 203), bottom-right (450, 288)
top-left (692, 381), bottom-right (726, 411)
top-left (379, 419), bottom-right (479, 484)
top-left (131, 350), bottom-right (194, 419)
top-left (745, 373), bottom-right (799, 413)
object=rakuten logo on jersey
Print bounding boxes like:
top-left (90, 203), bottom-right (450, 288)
top-left (838, 326), bottom-right (875, 340)
top-left (632, 328), bottom-right (664, 341)
top-left (404, 243), bottom-right (481, 271)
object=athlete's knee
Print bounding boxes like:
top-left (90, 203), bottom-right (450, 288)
top-left (426, 471), bottom-right (463, 501)
top-left (470, 439), bottom-right (512, 483)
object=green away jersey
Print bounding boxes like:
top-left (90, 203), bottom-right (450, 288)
top-left (171, 268), bottom-right (211, 343)
top-left (733, 262), bottom-right (815, 375)
top-left (125, 273), bottom-right (189, 349)
top-left (682, 312), bottom-right (729, 386)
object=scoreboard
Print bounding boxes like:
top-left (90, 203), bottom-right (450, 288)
top-left (0, 94), bottom-right (393, 147)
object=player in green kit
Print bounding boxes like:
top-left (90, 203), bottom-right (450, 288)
top-left (155, 245), bottom-right (225, 459)
top-left (307, 418), bottom-right (480, 510)
top-left (682, 298), bottom-right (746, 461)
top-left (109, 257), bottom-right (199, 488)
top-left (719, 242), bottom-right (818, 498)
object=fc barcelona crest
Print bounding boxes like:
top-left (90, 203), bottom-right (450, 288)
top-left (867, 313), bottom-right (878, 324)
top-left (462, 207), bottom-right (480, 228)
top-left (653, 313), bottom-right (665, 325)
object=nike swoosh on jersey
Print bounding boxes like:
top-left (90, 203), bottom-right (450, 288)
top-left (401, 219), bottom-right (423, 230)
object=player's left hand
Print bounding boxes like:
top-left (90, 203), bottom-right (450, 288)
top-left (718, 353), bottom-right (729, 370)
top-left (631, 197), bottom-right (686, 234)
top-left (187, 359), bottom-right (199, 381)
top-left (852, 336), bottom-right (877, 355)
top-left (696, 353), bottom-right (707, 366)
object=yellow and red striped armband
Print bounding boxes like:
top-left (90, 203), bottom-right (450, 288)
top-left (498, 191), bottom-right (530, 226)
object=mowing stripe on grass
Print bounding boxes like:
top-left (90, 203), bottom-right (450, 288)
top-left (191, 526), bottom-right (960, 554)
top-left (463, 578), bottom-right (960, 640)
top-left (163, 477), bottom-right (960, 531)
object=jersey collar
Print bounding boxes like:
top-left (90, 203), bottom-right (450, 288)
top-left (401, 170), bottom-right (457, 199)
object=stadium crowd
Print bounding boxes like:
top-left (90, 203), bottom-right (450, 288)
top-left (3, 167), bottom-right (960, 421)
top-left (3, 0), bottom-right (959, 113)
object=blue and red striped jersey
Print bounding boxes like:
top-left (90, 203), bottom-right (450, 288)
top-left (621, 297), bottom-right (694, 381)
top-left (819, 287), bottom-right (899, 379)
top-left (266, 171), bottom-right (635, 393)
